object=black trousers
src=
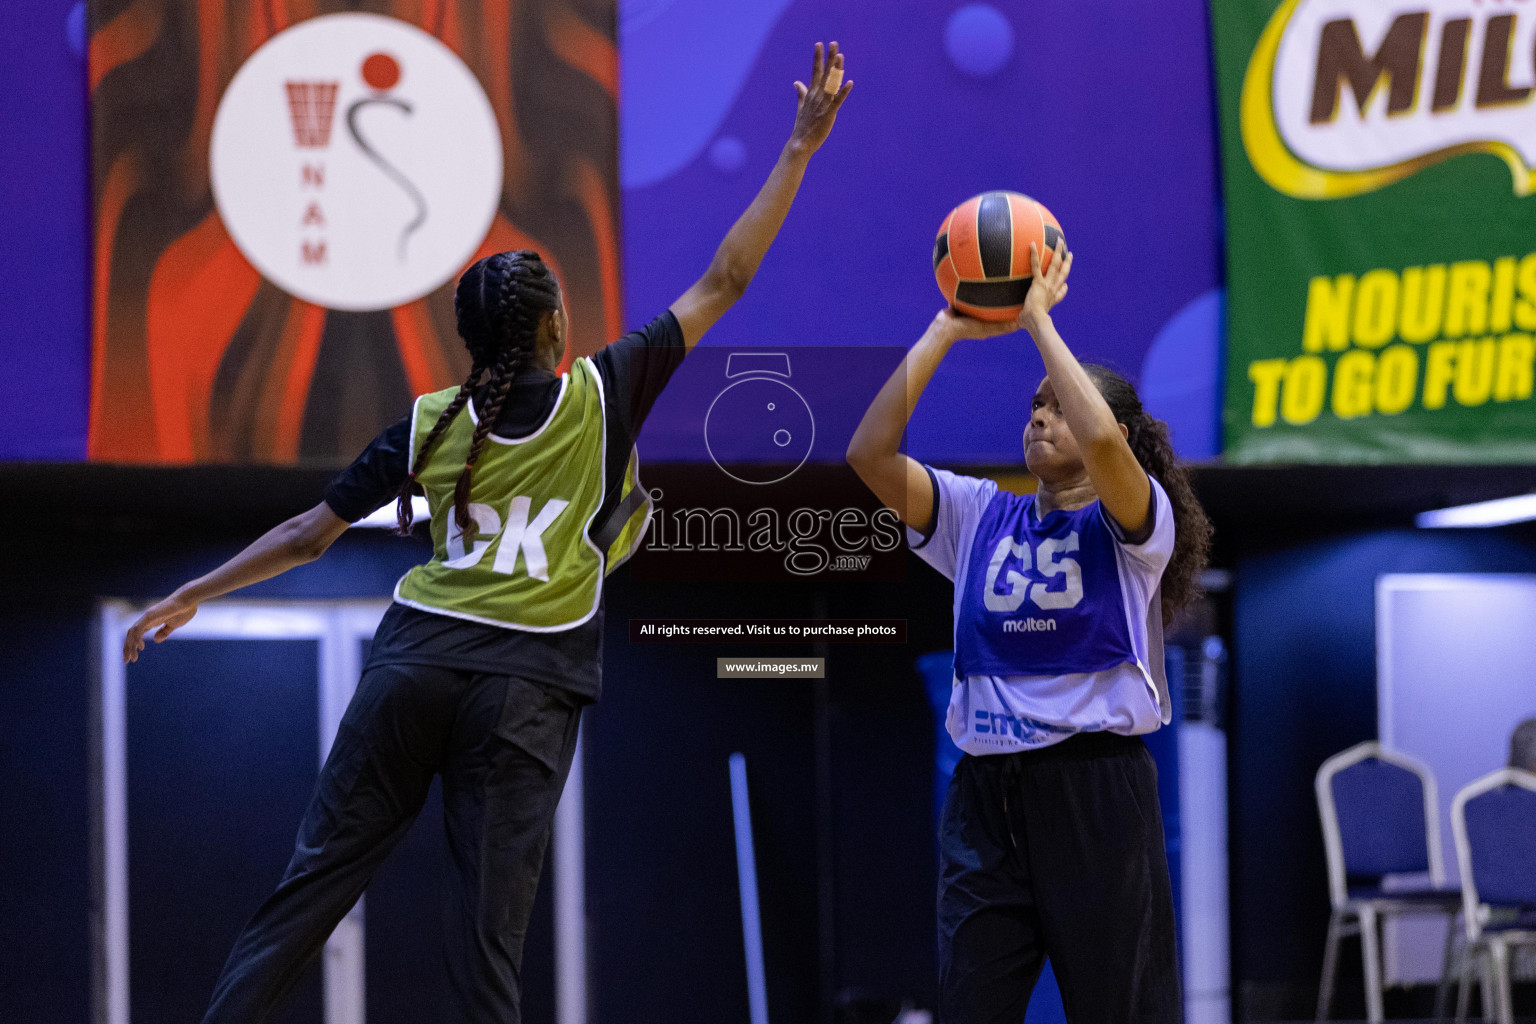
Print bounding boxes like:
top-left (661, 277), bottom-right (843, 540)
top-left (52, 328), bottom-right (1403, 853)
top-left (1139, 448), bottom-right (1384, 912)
top-left (201, 663), bottom-right (582, 1024)
top-left (937, 731), bottom-right (1181, 1024)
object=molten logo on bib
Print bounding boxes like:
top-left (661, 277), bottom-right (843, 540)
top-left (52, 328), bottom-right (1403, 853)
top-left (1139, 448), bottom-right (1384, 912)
top-left (1244, 0), bottom-right (1536, 198)
top-left (210, 13), bottom-right (502, 311)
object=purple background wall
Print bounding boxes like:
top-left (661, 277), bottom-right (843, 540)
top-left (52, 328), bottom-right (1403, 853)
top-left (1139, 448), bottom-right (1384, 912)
top-left (0, 0), bottom-right (90, 460)
top-left (620, 0), bottom-right (1224, 463)
top-left (0, 0), bottom-right (1222, 463)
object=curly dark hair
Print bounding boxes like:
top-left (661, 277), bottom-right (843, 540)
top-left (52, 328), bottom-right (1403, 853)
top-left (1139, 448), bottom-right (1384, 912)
top-left (393, 250), bottom-right (563, 537)
top-left (1080, 363), bottom-right (1213, 624)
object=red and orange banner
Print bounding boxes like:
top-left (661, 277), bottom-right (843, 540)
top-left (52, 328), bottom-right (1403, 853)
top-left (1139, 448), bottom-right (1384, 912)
top-left (90, 0), bottom-right (620, 463)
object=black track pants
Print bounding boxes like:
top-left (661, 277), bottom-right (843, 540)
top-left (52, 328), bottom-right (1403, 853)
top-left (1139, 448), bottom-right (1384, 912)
top-left (937, 731), bottom-right (1181, 1024)
top-left (200, 663), bottom-right (582, 1024)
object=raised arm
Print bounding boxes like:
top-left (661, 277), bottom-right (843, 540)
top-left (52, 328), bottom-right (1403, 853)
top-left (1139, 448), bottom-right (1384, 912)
top-left (122, 501), bottom-right (350, 663)
top-left (847, 310), bottom-right (1014, 532)
top-left (1020, 241), bottom-right (1151, 534)
top-left (669, 41), bottom-right (852, 351)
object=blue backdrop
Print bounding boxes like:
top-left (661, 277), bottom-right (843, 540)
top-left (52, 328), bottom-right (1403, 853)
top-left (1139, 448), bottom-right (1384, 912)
top-left (0, 0), bottom-right (1222, 464)
top-left (0, 0), bottom-right (90, 460)
top-left (618, 0), bottom-right (1223, 463)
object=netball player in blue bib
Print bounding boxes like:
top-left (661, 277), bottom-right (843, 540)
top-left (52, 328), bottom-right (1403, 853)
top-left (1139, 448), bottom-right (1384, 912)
top-left (849, 240), bottom-right (1211, 1023)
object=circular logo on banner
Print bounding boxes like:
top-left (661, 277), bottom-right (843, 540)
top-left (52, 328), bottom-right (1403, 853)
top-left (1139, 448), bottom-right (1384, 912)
top-left (211, 13), bottom-right (503, 311)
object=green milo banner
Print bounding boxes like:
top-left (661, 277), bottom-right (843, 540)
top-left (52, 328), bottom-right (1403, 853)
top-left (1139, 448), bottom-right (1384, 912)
top-left (1213, 0), bottom-right (1536, 463)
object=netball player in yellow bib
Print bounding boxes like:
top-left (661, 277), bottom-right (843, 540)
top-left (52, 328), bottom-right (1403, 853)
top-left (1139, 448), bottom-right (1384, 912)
top-left (123, 42), bottom-right (852, 1024)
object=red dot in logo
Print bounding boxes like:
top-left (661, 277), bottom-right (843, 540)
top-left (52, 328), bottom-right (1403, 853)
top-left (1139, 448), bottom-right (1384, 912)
top-left (362, 52), bottom-right (401, 91)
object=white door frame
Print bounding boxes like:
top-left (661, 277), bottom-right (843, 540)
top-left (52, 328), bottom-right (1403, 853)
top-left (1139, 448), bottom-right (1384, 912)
top-left (97, 598), bottom-right (589, 1024)
top-left (97, 599), bottom-right (386, 1024)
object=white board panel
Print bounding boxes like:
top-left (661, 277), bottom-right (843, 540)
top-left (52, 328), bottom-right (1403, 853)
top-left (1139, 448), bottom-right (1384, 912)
top-left (1376, 574), bottom-right (1536, 983)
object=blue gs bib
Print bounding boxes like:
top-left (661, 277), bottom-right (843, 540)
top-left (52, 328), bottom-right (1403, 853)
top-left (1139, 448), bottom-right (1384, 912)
top-left (954, 489), bottom-right (1136, 678)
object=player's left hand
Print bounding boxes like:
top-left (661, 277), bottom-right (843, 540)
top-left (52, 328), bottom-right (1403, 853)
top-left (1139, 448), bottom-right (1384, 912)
top-left (790, 42), bottom-right (853, 154)
top-left (1019, 239), bottom-right (1072, 332)
top-left (931, 306), bottom-right (1022, 342)
top-left (123, 593), bottom-right (199, 663)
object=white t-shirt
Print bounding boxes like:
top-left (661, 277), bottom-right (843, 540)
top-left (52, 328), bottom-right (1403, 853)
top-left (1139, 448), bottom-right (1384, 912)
top-left (908, 466), bottom-right (1176, 756)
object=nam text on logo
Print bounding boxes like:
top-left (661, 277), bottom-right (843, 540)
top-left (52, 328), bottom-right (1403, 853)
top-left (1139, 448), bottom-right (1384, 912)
top-left (1001, 617), bottom-right (1057, 633)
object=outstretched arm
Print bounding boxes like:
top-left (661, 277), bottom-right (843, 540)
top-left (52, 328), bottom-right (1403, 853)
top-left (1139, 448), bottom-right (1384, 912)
top-left (669, 41), bottom-right (853, 351)
top-left (122, 501), bottom-right (350, 663)
top-left (846, 310), bottom-right (1015, 532)
top-left (1019, 242), bottom-right (1151, 534)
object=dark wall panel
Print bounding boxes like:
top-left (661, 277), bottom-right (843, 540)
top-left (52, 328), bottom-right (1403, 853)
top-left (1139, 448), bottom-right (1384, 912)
top-left (0, 607), bottom-right (93, 1022)
top-left (3, 469), bottom-right (1046, 1022)
top-left (585, 566), bottom-right (957, 1022)
top-left (0, 521), bottom-right (431, 1018)
top-left (126, 639), bottom-right (322, 1022)
top-left (587, 576), bottom-right (822, 1024)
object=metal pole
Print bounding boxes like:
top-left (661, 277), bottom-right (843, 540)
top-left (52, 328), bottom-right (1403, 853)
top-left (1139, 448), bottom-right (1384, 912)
top-left (811, 594), bottom-right (835, 1024)
top-left (729, 753), bottom-right (770, 1024)
top-left (555, 725), bottom-right (588, 1024)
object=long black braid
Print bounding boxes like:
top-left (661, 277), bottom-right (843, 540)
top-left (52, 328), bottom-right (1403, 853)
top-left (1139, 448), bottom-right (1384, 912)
top-left (1080, 363), bottom-right (1214, 625)
top-left (394, 250), bottom-right (563, 538)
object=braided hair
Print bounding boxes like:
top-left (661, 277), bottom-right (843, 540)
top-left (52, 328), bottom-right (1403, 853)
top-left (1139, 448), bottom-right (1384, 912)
top-left (1080, 363), bottom-right (1213, 625)
top-left (394, 250), bottom-right (563, 538)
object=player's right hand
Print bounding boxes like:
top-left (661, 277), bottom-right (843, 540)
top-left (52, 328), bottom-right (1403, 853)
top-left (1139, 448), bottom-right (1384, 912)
top-left (1019, 239), bottom-right (1073, 332)
top-left (123, 594), bottom-right (199, 663)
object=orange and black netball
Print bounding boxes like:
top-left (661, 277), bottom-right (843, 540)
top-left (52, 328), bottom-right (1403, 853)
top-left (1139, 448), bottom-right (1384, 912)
top-left (933, 191), bottom-right (1065, 322)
